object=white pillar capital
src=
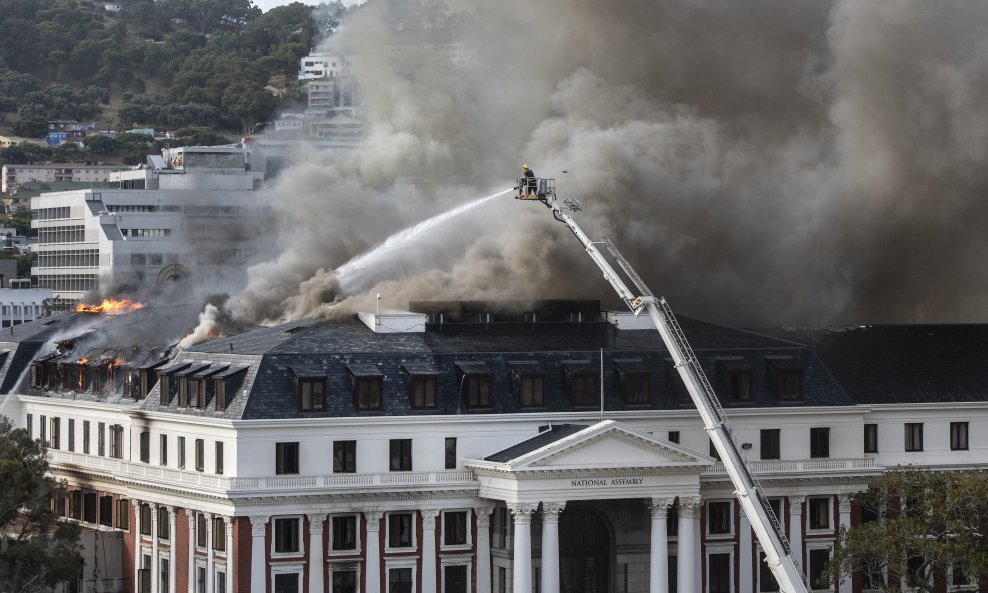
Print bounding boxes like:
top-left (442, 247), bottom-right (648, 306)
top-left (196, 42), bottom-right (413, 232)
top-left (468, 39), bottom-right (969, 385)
top-left (649, 497), bottom-right (675, 519)
top-left (308, 514), bottom-right (325, 593)
top-left (249, 515), bottom-right (268, 537)
top-left (186, 511), bottom-right (197, 530)
top-left (678, 496), bottom-right (702, 518)
top-left (308, 513), bottom-right (325, 534)
top-left (421, 508), bottom-right (440, 530)
top-left (541, 501), bottom-right (566, 523)
top-left (507, 502), bottom-right (539, 524)
top-left (365, 510), bottom-right (383, 593)
top-left (166, 506), bottom-right (176, 525)
top-left (788, 495), bottom-right (805, 513)
top-left (838, 494), bottom-right (853, 514)
top-left (474, 505), bottom-right (494, 528)
top-left (365, 510), bottom-right (384, 531)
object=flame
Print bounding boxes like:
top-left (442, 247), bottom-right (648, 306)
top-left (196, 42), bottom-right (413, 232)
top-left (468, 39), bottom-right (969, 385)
top-left (75, 298), bottom-right (146, 314)
top-left (77, 357), bottom-right (90, 364)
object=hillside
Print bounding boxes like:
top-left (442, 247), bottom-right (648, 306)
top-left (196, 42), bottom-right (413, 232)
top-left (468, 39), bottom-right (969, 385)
top-left (0, 0), bottom-right (346, 166)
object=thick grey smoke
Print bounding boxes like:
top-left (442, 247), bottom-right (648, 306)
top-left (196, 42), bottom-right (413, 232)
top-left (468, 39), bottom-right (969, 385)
top-left (222, 0), bottom-right (988, 330)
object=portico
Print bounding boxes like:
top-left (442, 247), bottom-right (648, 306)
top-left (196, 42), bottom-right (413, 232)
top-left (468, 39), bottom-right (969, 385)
top-left (466, 420), bottom-right (713, 593)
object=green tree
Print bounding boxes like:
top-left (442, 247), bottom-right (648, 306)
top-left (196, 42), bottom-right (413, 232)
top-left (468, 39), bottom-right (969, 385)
top-left (0, 68), bottom-right (40, 123)
top-left (16, 251), bottom-right (37, 276)
top-left (828, 467), bottom-right (988, 592)
top-left (0, 415), bottom-right (84, 592)
top-left (221, 79), bottom-right (274, 136)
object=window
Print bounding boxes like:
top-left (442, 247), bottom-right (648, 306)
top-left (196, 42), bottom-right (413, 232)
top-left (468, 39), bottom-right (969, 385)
top-left (389, 568), bottom-right (413, 593)
top-left (905, 423), bottom-right (924, 452)
top-left (388, 513), bottom-right (414, 548)
top-left (97, 422), bottom-right (105, 456)
top-left (709, 439), bottom-right (721, 461)
top-left (117, 499), bottom-right (130, 530)
top-left (331, 515), bottom-right (358, 552)
top-left (178, 437), bottom-right (186, 469)
top-left (212, 517), bottom-right (225, 551)
top-left (39, 415), bottom-right (46, 443)
top-left (215, 442), bottom-right (224, 475)
top-left (109, 425), bottom-right (123, 459)
top-left (214, 380), bottom-right (226, 412)
top-left (273, 573), bottom-right (299, 593)
top-left (26, 413), bottom-right (33, 439)
top-left (760, 429), bottom-right (780, 460)
top-left (298, 378), bottom-right (325, 411)
top-left (70, 490), bottom-right (81, 520)
top-left (728, 370), bottom-right (752, 401)
top-left (808, 548), bottom-right (831, 589)
top-left (157, 506), bottom-right (169, 539)
top-left (623, 372), bottom-right (650, 404)
top-left (759, 551), bottom-right (780, 592)
top-left (445, 437), bottom-right (457, 470)
top-left (49, 417), bottom-right (60, 449)
top-left (808, 497), bottom-right (831, 530)
top-left (465, 376), bottom-right (491, 407)
top-left (160, 435), bottom-right (167, 465)
top-left (443, 511), bottom-right (468, 546)
top-left (519, 373), bottom-right (545, 407)
top-left (197, 514), bottom-right (207, 548)
top-left (332, 570), bottom-right (357, 593)
top-left (274, 517), bottom-right (301, 554)
top-left (864, 423), bottom-right (878, 454)
top-left (708, 553), bottom-right (731, 593)
top-left (333, 441), bottom-right (356, 473)
top-left (951, 422), bottom-right (969, 451)
top-left (276, 442), bottom-right (300, 474)
top-left (99, 495), bottom-right (113, 527)
top-left (444, 565), bottom-right (468, 593)
top-left (355, 378), bottom-right (382, 410)
top-left (668, 431), bottom-right (680, 444)
top-left (776, 370), bottom-right (803, 400)
top-left (215, 572), bottom-right (225, 593)
top-left (67, 419), bottom-right (75, 452)
top-left (492, 507), bottom-right (508, 548)
top-left (572, 373), bottom-right (599, 406)
top-left (140, 504), bottom-right (152, 535)
top-left (84, 491), bottom-right (97, 523)
top-left (140, 432), bottom-right (150, 463)
top-left (197, 567), bottom-right (207, 593)
top-left (390, 439), bottom-right (412, 471)
top-left (707, 501), bottom-right (732, 535)
top-left (810, 427), bottom-right (830, 458)
top-left (411, 376), bottom-right (437, 408)
top-left (83, 420), bottom-right (90, 454)
top-left (195, 439), bottom-right (205, 472)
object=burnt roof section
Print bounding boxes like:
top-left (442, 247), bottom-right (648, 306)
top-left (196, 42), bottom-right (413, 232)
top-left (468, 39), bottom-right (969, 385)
top-left (756, 324), bottom-right (988, 404)
top-left (485, 424), bottom-right (589, 462)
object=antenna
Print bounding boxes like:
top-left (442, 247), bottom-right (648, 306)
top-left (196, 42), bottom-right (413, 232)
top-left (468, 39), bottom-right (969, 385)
top-left (599, 348), bottom-right (605, 421)
top-left (376, 293), bottom-right (381, 317)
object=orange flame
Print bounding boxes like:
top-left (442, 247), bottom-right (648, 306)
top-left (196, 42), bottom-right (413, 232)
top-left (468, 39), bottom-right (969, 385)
top-left (75, 298), bottom-right (146, 314)
top-left (77, 357), bottom-right (90, 364)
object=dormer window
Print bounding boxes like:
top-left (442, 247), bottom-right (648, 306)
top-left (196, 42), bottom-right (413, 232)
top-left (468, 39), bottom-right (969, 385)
top-left (298, 378), bottom-right (325, 411)
top-left (718, 359), bottom-right (752, 401)
top-left (510, 362), bottom-right (545, 408)
top-left (767, 357), bottom-right (804, 401)
top-left (402, 363), bottom-right (438, 409)
top-left (563, 360), bottom-right (599, 407)
top-left (615, 359), bottom-right (651, 405)
top-left (456, 361), bottom-right (492, 408)
top-left (347, 364), bottom-right (384, 411)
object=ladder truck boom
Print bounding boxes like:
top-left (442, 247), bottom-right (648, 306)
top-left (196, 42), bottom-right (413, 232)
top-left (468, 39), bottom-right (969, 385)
top-left (514, 179), bottom-right (810, 593)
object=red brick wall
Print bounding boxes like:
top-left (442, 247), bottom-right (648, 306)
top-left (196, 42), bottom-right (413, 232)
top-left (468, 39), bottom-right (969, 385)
top-left (121, 499), bottom-right (136, 593)
top-left (234, 517), bottom-right (251, 593)
top-left (176, 509), bottom-right (190, 593)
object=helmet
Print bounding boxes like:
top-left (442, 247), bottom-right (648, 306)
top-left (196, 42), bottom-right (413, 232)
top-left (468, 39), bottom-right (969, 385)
top-left (522, 164), bottom-right (528, 169)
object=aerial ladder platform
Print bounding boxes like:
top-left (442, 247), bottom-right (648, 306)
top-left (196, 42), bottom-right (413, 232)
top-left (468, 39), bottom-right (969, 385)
top-left (513, 177), bottom-right (811, 593)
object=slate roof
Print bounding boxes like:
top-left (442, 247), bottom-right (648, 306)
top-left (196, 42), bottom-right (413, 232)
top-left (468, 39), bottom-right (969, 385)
top-left (484, 424), bottom-right (589, 462)
top-left (755, 324), bottom-right (988, 404)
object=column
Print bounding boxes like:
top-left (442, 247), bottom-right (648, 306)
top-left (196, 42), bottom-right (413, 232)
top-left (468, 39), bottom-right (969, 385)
top-left (838, 495), bottom-right (852, 592)
top-left (308, 514), bottom-right (325, 593)
top-left (150, 503), bottom-right (159, 593)
top-left (204, 513), bottom-right (214, 593)
top-left (788, 495), bottom-right (804, 579)
top-left (167, 507), bottom-right (177, 593)
top-left (135, 499), bottom-right (143, 592)
top-left (677, 497), bottom-right (700, 593)
top-left (188, 512), bottom-right (197, 593)
top-left (648, 498), bottom-right (673, 593)
top-left (540, 502), bottom-right (565, 593)
top-left (364, 511), bottom-right (383, 593)
top-left (474, 506), bottom-right (494, 593)
top-left (739, 510), bottom-right (753, 593)
top-left (507, 503), bottom-right (538, 593)
top-left (224, 517), bottom-right (234, 593)
top-left (249, 516), bottom-right (269, 593)
top-left (421, 510), bottom-right (440, 593)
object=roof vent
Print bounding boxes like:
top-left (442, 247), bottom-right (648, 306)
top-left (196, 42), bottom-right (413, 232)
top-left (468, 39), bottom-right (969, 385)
top-left (604, 310), bottom-right (655, 330)
top-left (358, 310), bottom-right (427, 334)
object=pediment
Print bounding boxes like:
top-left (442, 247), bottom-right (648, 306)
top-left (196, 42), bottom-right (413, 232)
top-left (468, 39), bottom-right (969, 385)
top-left (496, 420), bottom-right (713, 472)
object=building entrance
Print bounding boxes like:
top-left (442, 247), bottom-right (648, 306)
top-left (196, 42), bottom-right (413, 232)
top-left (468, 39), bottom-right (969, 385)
top-left (559, 505), bottom-right (612, 593)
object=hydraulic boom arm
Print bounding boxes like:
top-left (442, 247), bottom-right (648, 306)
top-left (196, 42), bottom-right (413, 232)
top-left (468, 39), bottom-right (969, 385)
top-left (518, 183), bottom-right (809, 593)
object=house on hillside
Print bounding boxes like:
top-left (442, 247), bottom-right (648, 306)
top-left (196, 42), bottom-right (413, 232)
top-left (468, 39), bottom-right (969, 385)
top-left (104, 4), bottom-right (122, 12)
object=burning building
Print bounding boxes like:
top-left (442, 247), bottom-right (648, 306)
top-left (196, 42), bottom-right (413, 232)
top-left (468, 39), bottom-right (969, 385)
top-left (4, 299), bottom-right (988, 593)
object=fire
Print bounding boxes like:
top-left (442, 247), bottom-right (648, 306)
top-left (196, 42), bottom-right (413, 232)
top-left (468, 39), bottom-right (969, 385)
top-left (77, 357), bottom-right (90, 364)
top-left (75, 298), bottom-right (146, 314)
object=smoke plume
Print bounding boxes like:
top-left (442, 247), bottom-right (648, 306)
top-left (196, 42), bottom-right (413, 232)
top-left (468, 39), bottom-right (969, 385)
top-left (212, 0), bottom-right (988, 335)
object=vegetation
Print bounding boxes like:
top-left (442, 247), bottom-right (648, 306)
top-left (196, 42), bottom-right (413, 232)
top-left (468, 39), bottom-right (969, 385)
top-left (827, 467), bottom-right (988, 592)
top-left (0, 0), bottom-right (349, 146)
top-left (0, 415), bottom-right (84, 592)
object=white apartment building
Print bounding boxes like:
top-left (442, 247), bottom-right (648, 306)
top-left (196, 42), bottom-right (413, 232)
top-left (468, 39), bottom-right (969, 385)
top-left (5, 299), bottom-right (988, 593)
top-left (0, 284), bottom-right (52, 327)
top-left (299, 52), bottom-right (351, 81)
top-left (31, 146), bottom-right (269, 305)
top-left (3, 164), bottom-right (130, 194)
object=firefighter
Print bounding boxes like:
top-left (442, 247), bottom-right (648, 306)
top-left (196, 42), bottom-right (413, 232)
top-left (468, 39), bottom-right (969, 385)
top-left (522, 164), bottom-right (537, 194)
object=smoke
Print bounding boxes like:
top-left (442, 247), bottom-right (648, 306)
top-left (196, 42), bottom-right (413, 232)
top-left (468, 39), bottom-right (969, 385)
top-left (201, 0), bottom-right (988, 337)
